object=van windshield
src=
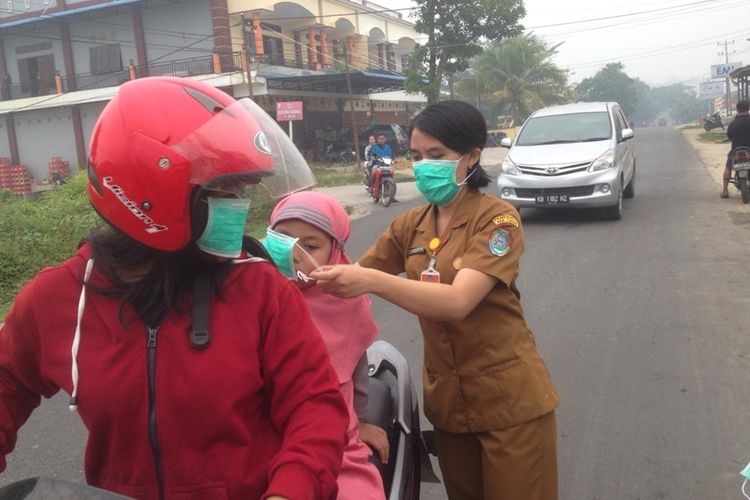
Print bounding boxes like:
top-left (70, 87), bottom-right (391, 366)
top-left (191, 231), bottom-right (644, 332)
top-left (516, 111), bottom-right (612, 146)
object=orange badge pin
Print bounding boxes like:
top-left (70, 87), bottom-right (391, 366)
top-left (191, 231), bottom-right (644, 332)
top-left (429, 237), bottom-right (441, 252)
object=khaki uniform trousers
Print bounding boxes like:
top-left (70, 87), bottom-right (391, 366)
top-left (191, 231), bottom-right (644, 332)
top-left (434, 411), bottom-right (558, 500)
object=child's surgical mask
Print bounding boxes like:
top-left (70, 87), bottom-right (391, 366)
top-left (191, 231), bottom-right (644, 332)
top-left (262, 227), bottom-right (321, 282)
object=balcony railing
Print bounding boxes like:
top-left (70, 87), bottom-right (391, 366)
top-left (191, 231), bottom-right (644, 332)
top-left (0, 53), bottom-right (242, 102)
top-left (136, 56), bottom-right (217, 79)
top-left (0, 50), bottom-right (396, 104)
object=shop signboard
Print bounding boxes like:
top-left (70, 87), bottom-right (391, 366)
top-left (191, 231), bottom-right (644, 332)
top-left (699, 80), bottom-right (725, 100)
top-left (276, 101), bottom-right (303, 121)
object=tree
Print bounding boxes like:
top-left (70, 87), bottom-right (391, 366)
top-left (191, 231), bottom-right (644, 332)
top-left (576, 63), bottom-right (637, 116)
top-left (456, 34), bottom-right (572, 125)
top-left (631, 79), bottom-right (657, 126)
top-left (405, 0), bottom-right (525, 103)
top-left (651, 84), bottom-right (705, 125)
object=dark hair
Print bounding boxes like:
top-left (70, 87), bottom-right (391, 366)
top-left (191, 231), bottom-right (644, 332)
top-left (409, 100), bottom-right (490, 188)
top-left (85, 225), bottom-right (211, 327)
top-left (84, 187), bottom-right (271, 327)
top-left (738, 100), bottom-right (750, 113)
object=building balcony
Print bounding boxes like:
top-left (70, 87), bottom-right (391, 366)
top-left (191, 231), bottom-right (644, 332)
top-left (0, 50), bottom-right (397, 104)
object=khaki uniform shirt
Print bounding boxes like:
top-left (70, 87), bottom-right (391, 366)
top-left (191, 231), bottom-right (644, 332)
top-left (359, 190), bottom-right (559, 433)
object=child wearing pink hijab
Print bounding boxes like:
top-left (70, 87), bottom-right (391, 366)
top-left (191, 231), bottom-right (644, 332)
top-left (266, 191), bottom-right (388, 500)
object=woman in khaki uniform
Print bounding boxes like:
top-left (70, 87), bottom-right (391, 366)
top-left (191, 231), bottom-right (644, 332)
top-left (312, 100), bottom-right (559, 500)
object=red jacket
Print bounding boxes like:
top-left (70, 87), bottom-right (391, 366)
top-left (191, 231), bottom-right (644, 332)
top-left (0, 246), bottom-right (348, 499)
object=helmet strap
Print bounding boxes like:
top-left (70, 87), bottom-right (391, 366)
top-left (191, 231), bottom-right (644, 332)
top-left (190, 269), bottom-right (211, 349)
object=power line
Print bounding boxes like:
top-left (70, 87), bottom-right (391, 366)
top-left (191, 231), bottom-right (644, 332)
top-left (531, 0), bottom-right (746, 39)
top-left (525, 0), bottom-right (721, 29)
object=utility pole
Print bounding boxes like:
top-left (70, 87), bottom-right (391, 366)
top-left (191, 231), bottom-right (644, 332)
top-left (241, 13), bottom-right (255, 99)
top-left (718, 40), bottom-right (735, 116)
top-left (343, 46), bottom-right (362, 163)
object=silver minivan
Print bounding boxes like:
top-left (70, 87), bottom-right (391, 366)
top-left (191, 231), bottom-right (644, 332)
top-left (496, 102), bottom-right (636, 220)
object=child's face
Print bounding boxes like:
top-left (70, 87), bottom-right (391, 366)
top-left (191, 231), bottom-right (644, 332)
top-left (272, 219), bottom-right (333, 289)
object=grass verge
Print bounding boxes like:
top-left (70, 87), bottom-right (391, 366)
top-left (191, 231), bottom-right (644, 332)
top-left (0, 162), bottom-right (401, 315)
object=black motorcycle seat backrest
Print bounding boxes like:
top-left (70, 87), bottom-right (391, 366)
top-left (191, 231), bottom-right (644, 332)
top-left (367, 376), bottom-right (399, 493)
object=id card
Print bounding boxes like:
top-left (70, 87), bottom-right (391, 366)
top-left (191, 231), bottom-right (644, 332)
top-left (420, 267), bottom-right (441, 283)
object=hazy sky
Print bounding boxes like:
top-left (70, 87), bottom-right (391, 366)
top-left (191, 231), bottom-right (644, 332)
top-left (374, 0), bottom-right (750, 88)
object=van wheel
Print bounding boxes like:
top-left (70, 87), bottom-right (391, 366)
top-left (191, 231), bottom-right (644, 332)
top-left (623, 164), bottom-right (635, 199)
top-left (605, 183), bottom-right (623, 220)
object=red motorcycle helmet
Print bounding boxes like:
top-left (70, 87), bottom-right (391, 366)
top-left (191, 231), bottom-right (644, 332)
top-left (87, 77), bottom-right (314, 252)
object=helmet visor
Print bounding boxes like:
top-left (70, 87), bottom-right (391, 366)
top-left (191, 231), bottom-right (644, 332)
top-left (176, 97), bottom-right (316, 199)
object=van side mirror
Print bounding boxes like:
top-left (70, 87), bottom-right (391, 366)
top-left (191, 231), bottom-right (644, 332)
top-left (500, 137), bottom-right (512, 148)
top-left (621, 128), bottom-right (634, 141)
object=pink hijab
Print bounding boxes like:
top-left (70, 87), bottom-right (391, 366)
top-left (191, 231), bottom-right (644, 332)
top-left (270, 191), bottom-right (378, 383)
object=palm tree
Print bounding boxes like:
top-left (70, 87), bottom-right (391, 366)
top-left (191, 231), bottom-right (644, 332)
top-left (457, 34), bottom-right (572, 126)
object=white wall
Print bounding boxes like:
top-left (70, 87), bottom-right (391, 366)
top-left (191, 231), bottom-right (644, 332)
top-left (142, 1), bottom-right (214, 63)
top-left (80, 101), bottom-right (107, 161)
top-left (0, 118), bottom-right (10, 160)
top-left (14, 108), bottom-right (77, 181)
top-left (69, 11), bottom-right (138, 76)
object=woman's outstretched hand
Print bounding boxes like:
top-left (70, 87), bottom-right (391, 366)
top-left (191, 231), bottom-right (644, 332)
top-left (310, 264), bottom-right (372, 298)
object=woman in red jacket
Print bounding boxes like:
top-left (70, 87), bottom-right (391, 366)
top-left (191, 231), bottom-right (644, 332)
top-left (0, 77), bottom-right (348, 500)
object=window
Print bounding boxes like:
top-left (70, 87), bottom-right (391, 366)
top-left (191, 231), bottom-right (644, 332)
top-left (89, 44), bottom-right (122, 74)
top-left (259, 23), bottom-right (285, 65)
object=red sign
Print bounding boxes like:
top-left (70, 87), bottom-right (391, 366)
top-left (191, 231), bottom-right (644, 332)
top-left (276, 101), bottom-right (304, 121)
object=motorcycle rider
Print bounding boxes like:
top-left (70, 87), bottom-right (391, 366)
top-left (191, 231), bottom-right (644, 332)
top-left (0, 77), bottom-right (349, 499)
top-left (367, 133), bottom-right (394, 196)
top-left (722, 100), bottom-right (750, 198)
top-left (363, 135), bottom-right (376, 191)
top-left (265, 191), bottom-right (389, 499)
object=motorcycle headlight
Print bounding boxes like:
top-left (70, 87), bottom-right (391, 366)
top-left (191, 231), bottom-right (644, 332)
top-left (589, 149), bottom-right (615, 172)
top-left (500, 157), bottom-right (520, 175)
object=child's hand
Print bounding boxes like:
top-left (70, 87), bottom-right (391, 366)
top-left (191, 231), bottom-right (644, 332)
top-left (359, 422), bottom-right (389, 463)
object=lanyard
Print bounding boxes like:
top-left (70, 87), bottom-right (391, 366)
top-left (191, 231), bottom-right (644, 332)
top-left (422, 236), bottom-right (448, 283)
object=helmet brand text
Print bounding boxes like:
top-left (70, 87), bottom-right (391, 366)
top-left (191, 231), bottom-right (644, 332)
top-left (102, 176), bottom-right (168, 234)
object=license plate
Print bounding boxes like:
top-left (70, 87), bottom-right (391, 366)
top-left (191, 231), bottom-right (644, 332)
top-left (734, 161), bottom-right (750, 171)
top-left (535, 194), bottom-right (569, 205)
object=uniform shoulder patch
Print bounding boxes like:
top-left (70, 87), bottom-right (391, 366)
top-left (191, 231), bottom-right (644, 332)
top-left (492, 214), bottom-right (519, 228)
top-left (488, 227), bottom-right (512, 256)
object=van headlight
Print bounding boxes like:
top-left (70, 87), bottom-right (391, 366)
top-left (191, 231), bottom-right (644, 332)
top-left (500, 157), bottom-right (520, 175)
top-left (589, 149), bottom-right (615, 172)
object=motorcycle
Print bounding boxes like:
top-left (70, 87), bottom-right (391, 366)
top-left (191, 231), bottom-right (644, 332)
top-left (323, 142), bottom-right (356, 164)
top-left (0, 476), bottom-right (132, 499)
top-left (703, 112), bottom-right (724, 131)
top-left (366, 340), bottom-right (439, 500)
top-left (0, 340), bottom-right (439, 500)
top-left (365, 156), bottom-right (397, 207)
top-left (730, 146), bottom-right (750, 204)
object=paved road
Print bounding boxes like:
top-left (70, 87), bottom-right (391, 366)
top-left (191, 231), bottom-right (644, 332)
top-left (4, 127), bottom-right (750, 500)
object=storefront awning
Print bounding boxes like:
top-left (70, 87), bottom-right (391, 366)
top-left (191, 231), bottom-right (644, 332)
top-left (731, 65), bottom-right (750, 80)
top-left (264, 70), bottom-right (407, 94)
top-left (731, 65), bottom-right (750, 101)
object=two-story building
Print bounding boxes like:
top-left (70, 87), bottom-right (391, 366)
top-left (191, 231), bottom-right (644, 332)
top-left (0, 0), bottom-right (424, 188)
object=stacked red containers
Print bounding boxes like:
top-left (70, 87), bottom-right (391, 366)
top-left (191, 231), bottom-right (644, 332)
top-left (0, 158), bottom-right (33, 195)
top-left (48, 156), bottom-right (71, 185)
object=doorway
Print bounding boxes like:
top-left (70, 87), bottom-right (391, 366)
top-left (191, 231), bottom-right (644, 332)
top-left (18, 54), bottom-right (55, 96)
